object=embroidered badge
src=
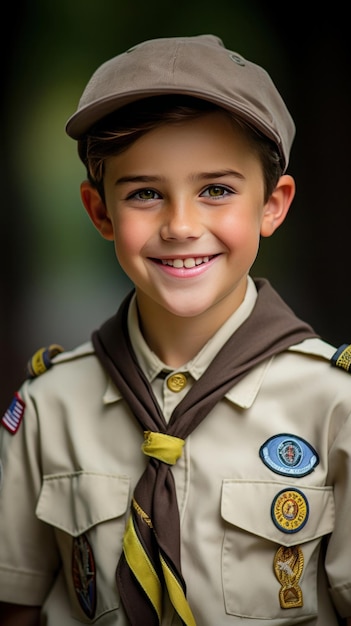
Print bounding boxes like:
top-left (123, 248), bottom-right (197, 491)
top-left (26, 344), bottom-right (64, 379)
top-left (271, 488), bottom-right (309, 533)
top-left (331, 344), bottom-right (351, 373)
top-left (72, 534), bottom-right (97, 619)
top-left (1, 393), bottom-right (26, 434)
top-left (274, 545), bottom-right (304, 608)
top-left (259, 434), bottom-right (319, 477)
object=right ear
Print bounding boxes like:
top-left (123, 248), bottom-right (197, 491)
top-left (80, 180), bottom-right (114, 241)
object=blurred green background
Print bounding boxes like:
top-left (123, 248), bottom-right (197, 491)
top-left (1, 0), bottom-right (350, 413)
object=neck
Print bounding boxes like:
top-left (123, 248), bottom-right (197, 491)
top-left (135, 295), bottom-right (242, 368)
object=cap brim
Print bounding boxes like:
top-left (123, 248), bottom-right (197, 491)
top-left (66, 88), bottom-right (284, 164)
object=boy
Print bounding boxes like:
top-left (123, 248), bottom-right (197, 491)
top-left (0, 34), bottom-right (350, 626)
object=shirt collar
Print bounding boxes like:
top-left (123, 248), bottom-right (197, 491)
top-left (102, 277), bottom-right (273, 408)
top-left (128, 275), bottom-right (257, 382)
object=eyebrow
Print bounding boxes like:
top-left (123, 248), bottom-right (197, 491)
top-left (194, 169), bottom-right (245, 181)
top-left (115, 169), bottom-right (245, 185)
top-left (116, 175), bottom-right (163, 185)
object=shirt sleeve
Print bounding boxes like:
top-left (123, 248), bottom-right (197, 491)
top-left (325, 408), bottom-right (351, 618)
top-left (0, 381), bottom-right (60, 605)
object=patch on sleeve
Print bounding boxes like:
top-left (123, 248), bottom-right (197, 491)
top-left (1, 392), bottom-right (26, 434)
top-left (331, 344), bottom-right (351, 373)
top-left (26, 344), bottom-right (64, 378)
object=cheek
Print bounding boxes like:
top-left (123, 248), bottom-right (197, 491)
top-left (113, 216), bottom-right (148, 264)
top-left (215, 210), bottom-right (262, 250)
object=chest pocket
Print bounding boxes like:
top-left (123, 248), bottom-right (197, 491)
top-left (36, 471), bottom-right (130, 623)
top-left (221, 479), bottom-right (335, 620)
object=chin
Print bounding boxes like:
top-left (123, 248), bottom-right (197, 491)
top-left (162, 299), bottom-right (215, 319)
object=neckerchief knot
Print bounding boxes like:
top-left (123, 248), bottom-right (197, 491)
top-left (142, 431), bottom-right (185, 465)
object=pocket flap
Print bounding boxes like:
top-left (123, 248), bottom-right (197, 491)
top-left (221, 479), bottom-right (334, 546)
top-left (36, 471), bottom-right (130, 536)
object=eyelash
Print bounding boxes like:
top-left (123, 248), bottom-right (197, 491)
top-left (126, 184), bottom-right (234, 201)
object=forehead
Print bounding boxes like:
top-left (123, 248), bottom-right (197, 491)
top-left (104, 112), bottom-right (264, 179)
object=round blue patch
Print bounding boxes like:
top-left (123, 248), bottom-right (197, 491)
top-left (259, 433), bottom-right (319, 477)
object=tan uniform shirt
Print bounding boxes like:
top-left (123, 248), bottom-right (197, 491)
top-left (0, 278), bottom-right (351, 625)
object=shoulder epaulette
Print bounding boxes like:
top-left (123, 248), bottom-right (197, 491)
top-left (331, 344), bottom-right (351, 374)
top-left (26, 344), bottom-right (65, 379)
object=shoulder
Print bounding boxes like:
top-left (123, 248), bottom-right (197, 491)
top-left (26, 341), bottom-right (96, 379)
top-left (288, 337), bottom-right (336, 360)
top-left (21, 340), bottom-right (109, 399)
top-left (12, 339), bottom-right (117, 417)
top-left (288, 337), bottom-right (351, 374)
top-left (282, 338), bottom-right (351, 403)
top-left (1, 341), bottom-right (101, 435)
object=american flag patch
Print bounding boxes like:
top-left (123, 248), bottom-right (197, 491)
top-left (1, 393), bottom-right (26, 434)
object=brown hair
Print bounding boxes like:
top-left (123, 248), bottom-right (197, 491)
top-left (78, 96), bottom-right (283, 203)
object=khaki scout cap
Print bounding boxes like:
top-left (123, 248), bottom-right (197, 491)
top-left (66, 34), bottom-right (295, 171)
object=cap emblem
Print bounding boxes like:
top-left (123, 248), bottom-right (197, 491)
top-left (229, 53), bottom-right (245, 66)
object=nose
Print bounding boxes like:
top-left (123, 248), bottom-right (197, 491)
top-left (160, 199), bottom-right (203, 241)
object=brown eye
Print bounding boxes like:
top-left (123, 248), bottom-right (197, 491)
top-left (127, 188), bottom-right (161, 201)
top-left (201, 185), bottom-right (232, 198)
top-left (208, 186), bottom-right (224, 197)
top-left (138, 189), bottom-right (157, 200)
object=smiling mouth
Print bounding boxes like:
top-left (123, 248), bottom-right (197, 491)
top-left (159, 256), bottom-right (214, 268)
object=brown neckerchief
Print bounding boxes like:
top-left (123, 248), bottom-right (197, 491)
top-left (92, 278), bottom-right (318, 625)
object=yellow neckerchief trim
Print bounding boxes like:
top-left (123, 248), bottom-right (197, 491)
top-left (142, 431), bottom-right (185, 465)
top-left (160, 554), bottom-right (197, 626)
top-left (123, 515), bottom-right (162, 620)
top-left (124, 510), bottom-right (197, 626)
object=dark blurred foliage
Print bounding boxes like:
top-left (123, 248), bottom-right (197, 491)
top-left (1, 0), bottom-right (350, 413)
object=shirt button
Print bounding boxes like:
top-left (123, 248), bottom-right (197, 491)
top-left (166, 373), bottom-right (187, 392)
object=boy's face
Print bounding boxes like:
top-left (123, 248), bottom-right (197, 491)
top-left (83, 112), bottom-right (292, 327)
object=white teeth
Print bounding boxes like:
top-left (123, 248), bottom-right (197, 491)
top-left (184, 258), bottom-right (196, 268)
top-left (161, 256), bottom-right (210, 268)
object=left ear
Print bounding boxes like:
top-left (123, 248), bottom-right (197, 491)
top-left (260, 174), bottom-right (295, 237)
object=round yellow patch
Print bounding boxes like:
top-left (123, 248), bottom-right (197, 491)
top-left (271, 489), bottom-right (309, 533)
